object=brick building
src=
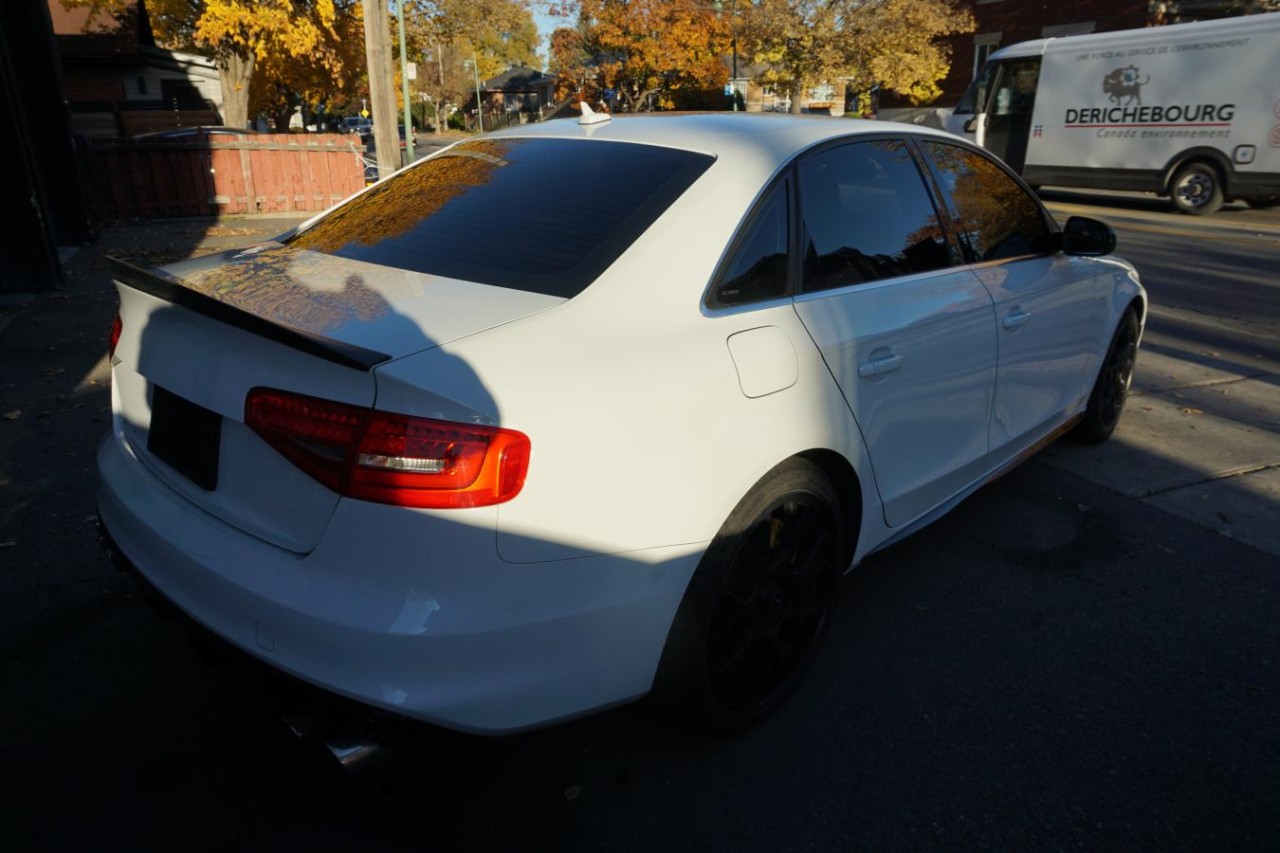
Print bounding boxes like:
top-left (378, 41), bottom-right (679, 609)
top-left (49, 0), bottom-right (224, 139)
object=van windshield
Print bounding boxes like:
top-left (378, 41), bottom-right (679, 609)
top-left (955, 60), bottom-right (999, 115)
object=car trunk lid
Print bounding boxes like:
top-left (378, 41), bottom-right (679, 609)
top-left (108, 248), bottom-right (562, 554)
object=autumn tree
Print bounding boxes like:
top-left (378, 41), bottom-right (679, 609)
top-left (197, 0), bottom-right (360, 129)
top-left (401, 0), bottom-right (541, 134)
top-left (741, 0), bottom-right (974, 114)
top-left (550, 0), bottom-right (731, 112)
top-left (63, 1), bottom-right (361, 130)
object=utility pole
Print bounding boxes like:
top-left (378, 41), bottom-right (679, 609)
top-left (470, 52), bottom-right (484, 134)
top-left (731, 0), bottom-right (738, 111)
top-left (396, 0), bottom-right (414, 164)
top-left (362, 0), bottom-right (399, 180)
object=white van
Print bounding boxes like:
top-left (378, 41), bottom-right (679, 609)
top-left (947, 12), bottom-right (1280, 214)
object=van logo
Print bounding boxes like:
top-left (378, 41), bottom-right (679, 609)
top-left (1103, 65), bottom-right (1150, 106)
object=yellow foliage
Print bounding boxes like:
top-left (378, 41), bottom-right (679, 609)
top-left (743, 0), bottom-right (975, 106)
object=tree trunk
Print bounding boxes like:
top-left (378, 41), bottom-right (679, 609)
top-left (633, 88), bottom-right (659, 112)
top-left (363, 0), bottom-right (401, 178)
top-left (273, 83), bottom-right (292, 132)
top-left (218, 51), bottom-right (254, 129)
top-left (434, 43), bottom-right (445, 137)
top-left (788, 78), bottom-right (804, 114)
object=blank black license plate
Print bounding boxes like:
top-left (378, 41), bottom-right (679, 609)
top-left (148, 385), bottom-right (221, 491)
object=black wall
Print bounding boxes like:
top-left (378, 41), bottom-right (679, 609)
top-left (0, 0), bottom-right (95, 293)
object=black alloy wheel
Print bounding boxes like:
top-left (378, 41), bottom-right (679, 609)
top-left (1074, 308), bottom-right (1139, 444)
top-left (654, 459), bottom-right (845, 731)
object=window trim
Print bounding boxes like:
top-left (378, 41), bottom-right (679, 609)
top-left (913, 137), bottom-right (1062, 266)
top-left (902, 137), bottom-right (969, 268)
top-left (703, 171), bottom-right (798, 312)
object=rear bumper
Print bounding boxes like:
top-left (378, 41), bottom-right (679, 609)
top-left (97, 434), bottom-right (703, 734)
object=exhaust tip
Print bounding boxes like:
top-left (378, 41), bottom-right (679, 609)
top-left (280, 706), bottom-right (386, 771)
top-left (324, 737), bottom-right (384, 769)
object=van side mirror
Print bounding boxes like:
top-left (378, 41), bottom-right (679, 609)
top-left (1061, 216), bottom-right (1117, 256)
top-left (963, 117), bottom-right (978, 133)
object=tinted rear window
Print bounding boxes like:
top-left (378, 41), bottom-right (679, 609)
top-left (290, 137), bottom-right (715, 298)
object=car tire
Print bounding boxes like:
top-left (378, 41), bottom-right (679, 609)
top-left (1246, 197), bottom-right (1280, 210)
top-left (1170, 162), bottom-right (1224, 215)
top-left (652, 458), bottom-right (846, 732)
top-left (1072, 308), bottom-right (1140, 445)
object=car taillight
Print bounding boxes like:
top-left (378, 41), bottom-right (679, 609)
top-left (244, 388), bottom-right (530, 509)
top-left (108, 313), bottom-right (122, 359)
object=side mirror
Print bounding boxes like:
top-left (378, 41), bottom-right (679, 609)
top-left (963, 117), bottom-right (978, 134)
top-left (1061, 216), bottom-right (1117, 256)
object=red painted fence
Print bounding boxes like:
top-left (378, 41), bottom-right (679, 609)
top-left (88, 133), bottom-right (368, 220)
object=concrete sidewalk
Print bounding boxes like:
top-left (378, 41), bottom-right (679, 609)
top-left (1041, 311), bottom-right (1280, 557)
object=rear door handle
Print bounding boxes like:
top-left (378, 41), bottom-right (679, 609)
top-left (1002, 309), bottom-right (1031, 330)
top-left (858, 353), bottom-right (904, 378)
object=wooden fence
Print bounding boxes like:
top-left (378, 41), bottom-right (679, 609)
top-left (88, 133), bottom-right (368, 220)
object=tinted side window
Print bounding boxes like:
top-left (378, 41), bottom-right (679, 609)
top-left (798, 140), bottom-right (951, 292)
top-left (921, 142), bottom-right (1053, 262)
top-left (713, 180), bottom-right (788, 307)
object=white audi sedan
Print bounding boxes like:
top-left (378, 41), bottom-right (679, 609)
top-left (98, 113), bottom-right (1144, 735)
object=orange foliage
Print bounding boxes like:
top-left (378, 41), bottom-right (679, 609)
top-left (552, 0), bottom-right (731, 111)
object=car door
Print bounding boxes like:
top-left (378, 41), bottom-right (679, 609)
top-left (790, 139), bottom-right (998, 529)
top-left (917, 141), bottom-right (1100, 467)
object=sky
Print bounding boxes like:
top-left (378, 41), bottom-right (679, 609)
top-left (533, 8), bottom-right (560, 65)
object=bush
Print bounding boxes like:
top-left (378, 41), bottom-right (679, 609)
top-left (670, 88), bottom-right (744, 112)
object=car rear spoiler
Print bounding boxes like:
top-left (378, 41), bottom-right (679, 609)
top-left (108, 257), bottom-right (392, 372)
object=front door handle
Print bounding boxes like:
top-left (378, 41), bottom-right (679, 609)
top-left (858, 352), bottom-right (904, 378)
top-left (1002, 309), bottom-right (1031, 330)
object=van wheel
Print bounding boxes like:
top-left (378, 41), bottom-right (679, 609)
top-left (1247, 197), bottom-right (1280, 210)
top-left (1170, 163), bottom-right (1223, 215)
top-left (653, 458), bottom-right (845, 732)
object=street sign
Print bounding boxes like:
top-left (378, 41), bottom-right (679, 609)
top-left (406, 62), bottom-right (417, 81)
top-left (360, 108), bottom-right (369, 118)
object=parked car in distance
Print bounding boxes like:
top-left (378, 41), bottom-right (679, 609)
top-left (99, 112), bottom-right (1145, 737)
top-left (342, 115), bottom-right (373, 134)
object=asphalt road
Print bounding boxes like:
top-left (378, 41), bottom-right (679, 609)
top-left (1, 195), bottom-right (1277, 851)
top-left (1041, 189), bottom-right (1280, 341)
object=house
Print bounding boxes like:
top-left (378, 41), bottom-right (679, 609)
top-left (48, 0), bottom-right (224, 139)
top-left (473, 66), bottom-right (558, 127)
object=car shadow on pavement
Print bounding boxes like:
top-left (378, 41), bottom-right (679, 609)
top-left (0, 217), bottom-right (302, 650)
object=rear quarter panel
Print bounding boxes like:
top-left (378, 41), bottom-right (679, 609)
top-left (376, 156), bottom-right (885, 565)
